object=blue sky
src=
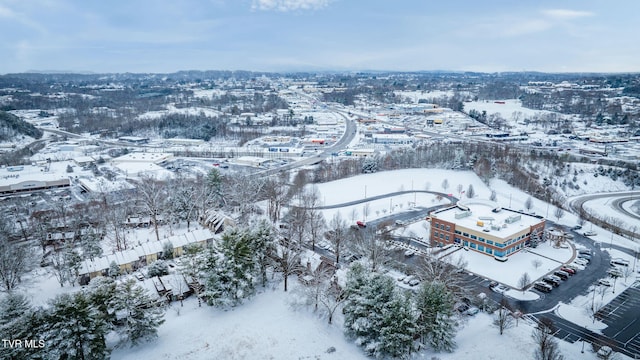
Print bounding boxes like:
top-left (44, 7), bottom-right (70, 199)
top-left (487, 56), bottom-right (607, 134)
top-left (0, 0), bottom-right (638, 74)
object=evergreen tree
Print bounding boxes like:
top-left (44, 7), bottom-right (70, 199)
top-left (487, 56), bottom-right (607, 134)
top-left (44, 292), bottom-right (111, 360)
top-left (108, 261), bottom-right (120, 278)
top-left (343, 265), bottom-right (416, 358)
top-left (415, 281), bottom-right (457, 352)
top-left (215, 228), bottom-right (256, 305)
top-left (203, 250), bottom-right (225, 307)
top-left (378, 292), bottom-right (417, 358)
top-left (87, 276), bottom-right (118, 325)
top-left (147, 260), bottom-right (169, 278)
top-left (249, 221), bottom-right (275, 288)
top-left (113, 279), bottom-right (165, 346)
top-left (0, 294), bottom-right (46, 360)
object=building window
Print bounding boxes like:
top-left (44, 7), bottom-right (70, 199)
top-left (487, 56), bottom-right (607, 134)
top-left (479, 237), bottom-right (485, 243)
top-left (434, 231), bottom-right (439, 237)
top-left (445, 225), bottom-right (451, 231)
top-left (463, 232), bottom-right (469, 237)
top-left (486, 240), bottom-right (494, 245)
top-left (455, 230), bottom-right (461, 235)
top-left (470, 243), bottom-right (476, 249)
top-left (445, 235), bottom-right (449, 241)
top-left (454, 237), bottom-right (461, 243)
top-left (478, 245), bottom-right (485, 251)
top-left (440, 233), bottom-right (444, 239)
top-left (470, 234), bottom-right (477, 240)
top-left (440, 224), bottom-right (445, 230)
top-left (463, 240), bottom-right (469, 247)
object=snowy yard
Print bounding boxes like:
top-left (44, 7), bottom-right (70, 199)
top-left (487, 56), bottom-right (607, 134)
top-left (112, 285), bottom-right (367, 360)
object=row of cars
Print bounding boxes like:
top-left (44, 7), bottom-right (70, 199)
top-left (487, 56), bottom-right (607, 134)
top-left (533, 249), bottom-right (592, 293)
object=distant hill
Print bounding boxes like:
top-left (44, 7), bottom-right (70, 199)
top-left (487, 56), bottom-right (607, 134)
top-left (0, 111), bottom-right (43, 141)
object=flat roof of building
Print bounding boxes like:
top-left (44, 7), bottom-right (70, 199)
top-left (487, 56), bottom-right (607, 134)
top-left (432, 200), bottom-right (544, 238)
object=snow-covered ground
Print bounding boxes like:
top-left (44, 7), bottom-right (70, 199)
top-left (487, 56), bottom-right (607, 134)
top-left (111, 285), bottom-right (368, 360)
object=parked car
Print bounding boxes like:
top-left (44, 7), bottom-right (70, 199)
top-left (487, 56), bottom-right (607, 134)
top-left (408, 278), bottom-right (420, 286)
top-left (597, 346), bottom-right (613, 359)
top-left (488, 281), bottom-right (498, 289)
top-left (610, 258), bottom-right (629, 267)
top-left (560, 267), bottom-right (576, 275)
top-left (571, 225), bottom-right (583, 230)
top-left (542, 276), bottom-right (560, 287)
top-left (356, 221), bottom-right (366, 228)
top-left (607, 269), bottom-right (623, 278)
top-left (578, 249), bottom-right (591, 255)
top-left (577, 253), bottom-right (592, 261)
top-left (134, 272), bottom-right (145, 281)
top-left (574, 258), bottom-right (589, 266)
top-left (463, 307), bottom-right (480, 316)
top-left (583, 230), bottom-right (597, 236)
top-left (534, 282), bottom-right (553, 293)
top-left (492, 284), bottom-right (509, 294)
top-left (395, 220), bottom-right (405, 226)
top-left (554, 270), bottom-right (569, 280)
top-left (564, 264), bottom-right (579, 272)
top-left (598, 279), bottom-right (612, 287)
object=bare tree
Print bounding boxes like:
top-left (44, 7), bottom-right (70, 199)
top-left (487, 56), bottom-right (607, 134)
top-left (442, 179), bottom-right (449, 192)
top-left (416, 254), bottom-right (470, 300)
top-left (350, 227), bottom-right (392, 273)
top-left (532, 317), bottom-right (563, 360)
top-left (525, 197), bottom-right (534, 212)
top-left (319, 277), bottom-right (347, 324)
top-left (532, 259), bottom-right (542, 270)
top-left (136, 175), bottom-right (167, 242)
top-left (493, 296), bottom-right (514, 335)
top-left (554, 207), bottom-right (565, 222)
top-left (518, 272), bottom-right (531, 293)
top-left (362, 203), bottom-right (370, 222)
top-left (490, 190), bottom-right (497, 201)
top-left (273, 236), bottom-right (303, 292)
top-left (327, 213), bottom-right (347, 265)
top-left (466, 184), bottom-right (475, 198)
top-left (300, 263), bottom-right (334, 312)
top-left (0, 224), bottom-right (32, 292)
top-left (263, 176), bottom-right (290, 223)
top-left (223, 172), bottom-right (265, 221)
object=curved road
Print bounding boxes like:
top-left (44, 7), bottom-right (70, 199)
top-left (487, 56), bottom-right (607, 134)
top-left (570, 191), bottom-right (640, 239)
top-left (296, 190), bottom-right (456, 210)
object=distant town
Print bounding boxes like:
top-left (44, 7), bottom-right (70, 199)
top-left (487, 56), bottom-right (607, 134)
top-left (1, 71), bottom-right (639, 360)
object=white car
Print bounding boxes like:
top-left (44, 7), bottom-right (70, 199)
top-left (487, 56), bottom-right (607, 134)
top-left (583, 231), bottom-right (597, 237)
top-left (492, 284), bottom-right (509, 294)
top-left (598, 279), bottom-right (612, 287)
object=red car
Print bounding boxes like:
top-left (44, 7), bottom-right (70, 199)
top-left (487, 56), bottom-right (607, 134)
top-left (560, 267), bottom-right (575, 275)
top-left (356, 221), bottom-right (366, 228)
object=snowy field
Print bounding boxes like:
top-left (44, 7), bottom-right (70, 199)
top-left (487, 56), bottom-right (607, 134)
top-left (319, 192), bottom-right (449, 225)
top-left (313, 169), bottom-right (492, 206)
top-left (112, 285), bottom-right (368, 360)
top-left (464, 99), bottom-right (556, 120)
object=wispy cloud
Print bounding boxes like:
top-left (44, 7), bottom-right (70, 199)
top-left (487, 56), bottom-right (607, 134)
top-left (542, 9), bottom-right (594, 20)
top-left (251, 0), bottom-right (332, 12)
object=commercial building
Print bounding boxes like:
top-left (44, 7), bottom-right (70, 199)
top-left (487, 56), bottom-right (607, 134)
top-left (428, 200), bottom-right (546, 259)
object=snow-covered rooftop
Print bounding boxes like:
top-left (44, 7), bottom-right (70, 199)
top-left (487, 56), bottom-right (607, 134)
top-left (432, 200), bottom-right (544, 239)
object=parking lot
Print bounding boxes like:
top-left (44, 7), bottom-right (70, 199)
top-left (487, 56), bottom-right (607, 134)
top-left (598, 280), bottom-right (640, 357)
